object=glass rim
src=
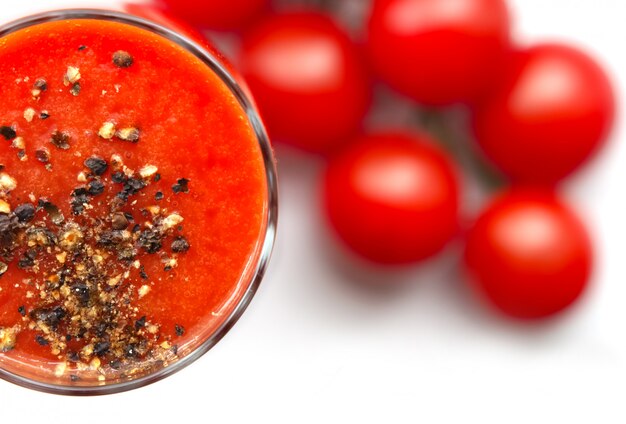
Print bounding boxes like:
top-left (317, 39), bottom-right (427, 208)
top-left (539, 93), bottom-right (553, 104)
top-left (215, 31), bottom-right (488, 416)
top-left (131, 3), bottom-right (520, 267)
top-left (0, 8), bottom-right (278, 396)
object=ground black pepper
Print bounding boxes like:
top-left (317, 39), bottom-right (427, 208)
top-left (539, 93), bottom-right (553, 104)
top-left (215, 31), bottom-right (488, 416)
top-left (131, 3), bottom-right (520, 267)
top-left (87, 180), bottom-right (105, 196)
top-left (174, 324), bottom-right (185, 337)
top-left (14, 203), bottom-right (36, 222)
top-left (70, 82), bottom-right (81, 96)
top-left (0, 126), bottom-right (16, 141)
top-left (171, 236), bottom-right (190, 253)
top-left (112, 50), bottom-right (134, 68)
top-left (172, 178), bottom-right (189, 194)
top-left (34, 78), bottom-right (47, 92)
top-left (50, 131), bottom-right (71, 150)
top-left (84, 156), bottom-right (108, 176)
top-left (35, 148), bottom-right (50, 163)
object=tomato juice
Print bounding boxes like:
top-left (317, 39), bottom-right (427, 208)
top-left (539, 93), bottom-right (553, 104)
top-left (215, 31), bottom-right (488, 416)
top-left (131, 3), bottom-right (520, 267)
top-left (0, 12), bottom-right (273, 392)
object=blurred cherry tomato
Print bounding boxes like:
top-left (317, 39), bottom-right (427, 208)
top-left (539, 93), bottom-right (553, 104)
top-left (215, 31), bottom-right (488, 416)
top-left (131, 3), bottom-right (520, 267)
top-left (367, 0), bottom-right (510, 106)
top-left (324, 132), bottom-right (460, 265)
top-left (472, 43), bottom-right (615, 185)
top-left (464, 189), bottom-right (593, 319)
top-left (238, 12), bottom-right (371, 154)
top-left (156, 0), bottom-right (268, 31)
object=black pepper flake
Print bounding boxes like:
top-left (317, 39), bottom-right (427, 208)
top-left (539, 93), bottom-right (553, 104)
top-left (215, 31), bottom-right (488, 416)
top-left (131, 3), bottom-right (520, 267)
top-left (95, 321), bottom-right (110, 338)
top-left (72, 283), bottom-right (91, 306)
top-left (174, 324), bottom-right (185, 337)
top-left (78, 45), bottom-right (87, 51)
top-left (117, 177), bottom-right (146, 201)
top-left (17, 249), bottom-right (37, 269)
top-left (35, 148), bottom-right (50, 163)
top-left (70, 82), bottom-right (81, 96)
top-left (139, 265), bottom-right (148, 280)
top-left (125, 344), bottom-right (139, 359)
top-left (14, 203), bottom-right (36, 223)
top-left (138, 228), bottom-right (162, 254)
top-left (84, 156), bottom-right (108, 176)
top-left (172, 178), bottom-right (189, 194)
top-left (97, 230), bottom-right (126, 247)
top-left (34, 78), bottom-right (47, 92)
top-left (154, 191), bottom-right (164, 201)
top-left (41, 200), bottom-right (65, 225)
top-left (111, 212), bottom-right (129, 230)
top-left (112, 50), bottom-right (134, 68)
top-left (153, 173), bottom-right (161, 183)
top-left (30, 306), bottom-right (66, 330)
top-left (135, 316), bottom-right (146, 330)
top-left (40, 111), bottom-right (50, 120)
top-left (171, 236), bottom-right (190, 253)
top-left (111, 171), bottom-right (126, 184)
top-left (0, 214), bottom-right (19, 249)
top-left (17, 305), bottom-right (26, 316)
top-left (50, 130), bottom-right (70, 150)
top-left (70, 188), bottom-right (91, 215)
top-left (93, 341), bottom-right (110, 357)
top-left (35, 335), bottom-right (49, 346)
top-left (87, 180), bottom-right (105, 196)
top-left (0, 126), bottom-right (16, 141)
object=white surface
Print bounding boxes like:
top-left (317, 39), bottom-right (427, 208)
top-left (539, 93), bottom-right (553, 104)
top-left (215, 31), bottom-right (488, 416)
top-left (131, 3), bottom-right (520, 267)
top-left (1, 0), bottom-right (625, 422)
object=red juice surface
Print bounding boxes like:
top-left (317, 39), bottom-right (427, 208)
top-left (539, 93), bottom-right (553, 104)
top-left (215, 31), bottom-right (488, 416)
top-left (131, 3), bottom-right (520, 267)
top-left (0, 18), bottom-right (268, 384)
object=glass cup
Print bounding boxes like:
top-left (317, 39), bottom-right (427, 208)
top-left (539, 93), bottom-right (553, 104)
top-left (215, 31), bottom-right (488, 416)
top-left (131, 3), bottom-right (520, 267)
top-left (0, 9), bottom-right (277, 395)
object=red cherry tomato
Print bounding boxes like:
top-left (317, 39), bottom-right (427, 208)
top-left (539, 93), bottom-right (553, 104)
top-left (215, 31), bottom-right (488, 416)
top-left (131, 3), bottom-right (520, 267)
top-left (156, 0), bottom-right (268, 31)
top-left (464, 189), bottom-right (593, 319)
top-left (324, 132), bottom-right (460, 265)
top-left (238, 12), bottom-right (371, 154)
top-left (367, 0), bottom-right (510, 106)
top-left (472, 43), bottom-right (615, 185)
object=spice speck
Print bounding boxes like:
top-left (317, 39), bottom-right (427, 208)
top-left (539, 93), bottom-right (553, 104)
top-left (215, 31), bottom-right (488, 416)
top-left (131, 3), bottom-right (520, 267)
top-left (112, 50), bottom-right (134, 68)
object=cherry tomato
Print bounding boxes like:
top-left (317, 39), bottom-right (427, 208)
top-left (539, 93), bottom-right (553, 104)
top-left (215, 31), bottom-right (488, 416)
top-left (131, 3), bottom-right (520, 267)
top-left (238, 12), bottom-right (371, 154)
top-left (156, 0), bottom-right (268, 31)
top-left (323, 132), bottom-right (460, 265)
top-left (367, 0), bottom-right (510, 106)
top-left (472, 43), bottom-right (615, 185)
top-left (464, 189), bottom-right (593, 319)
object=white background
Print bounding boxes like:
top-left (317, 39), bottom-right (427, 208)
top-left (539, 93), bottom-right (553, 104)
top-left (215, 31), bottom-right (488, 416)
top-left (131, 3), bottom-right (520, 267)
top-left (1, 1), bottom-right (624, 423)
